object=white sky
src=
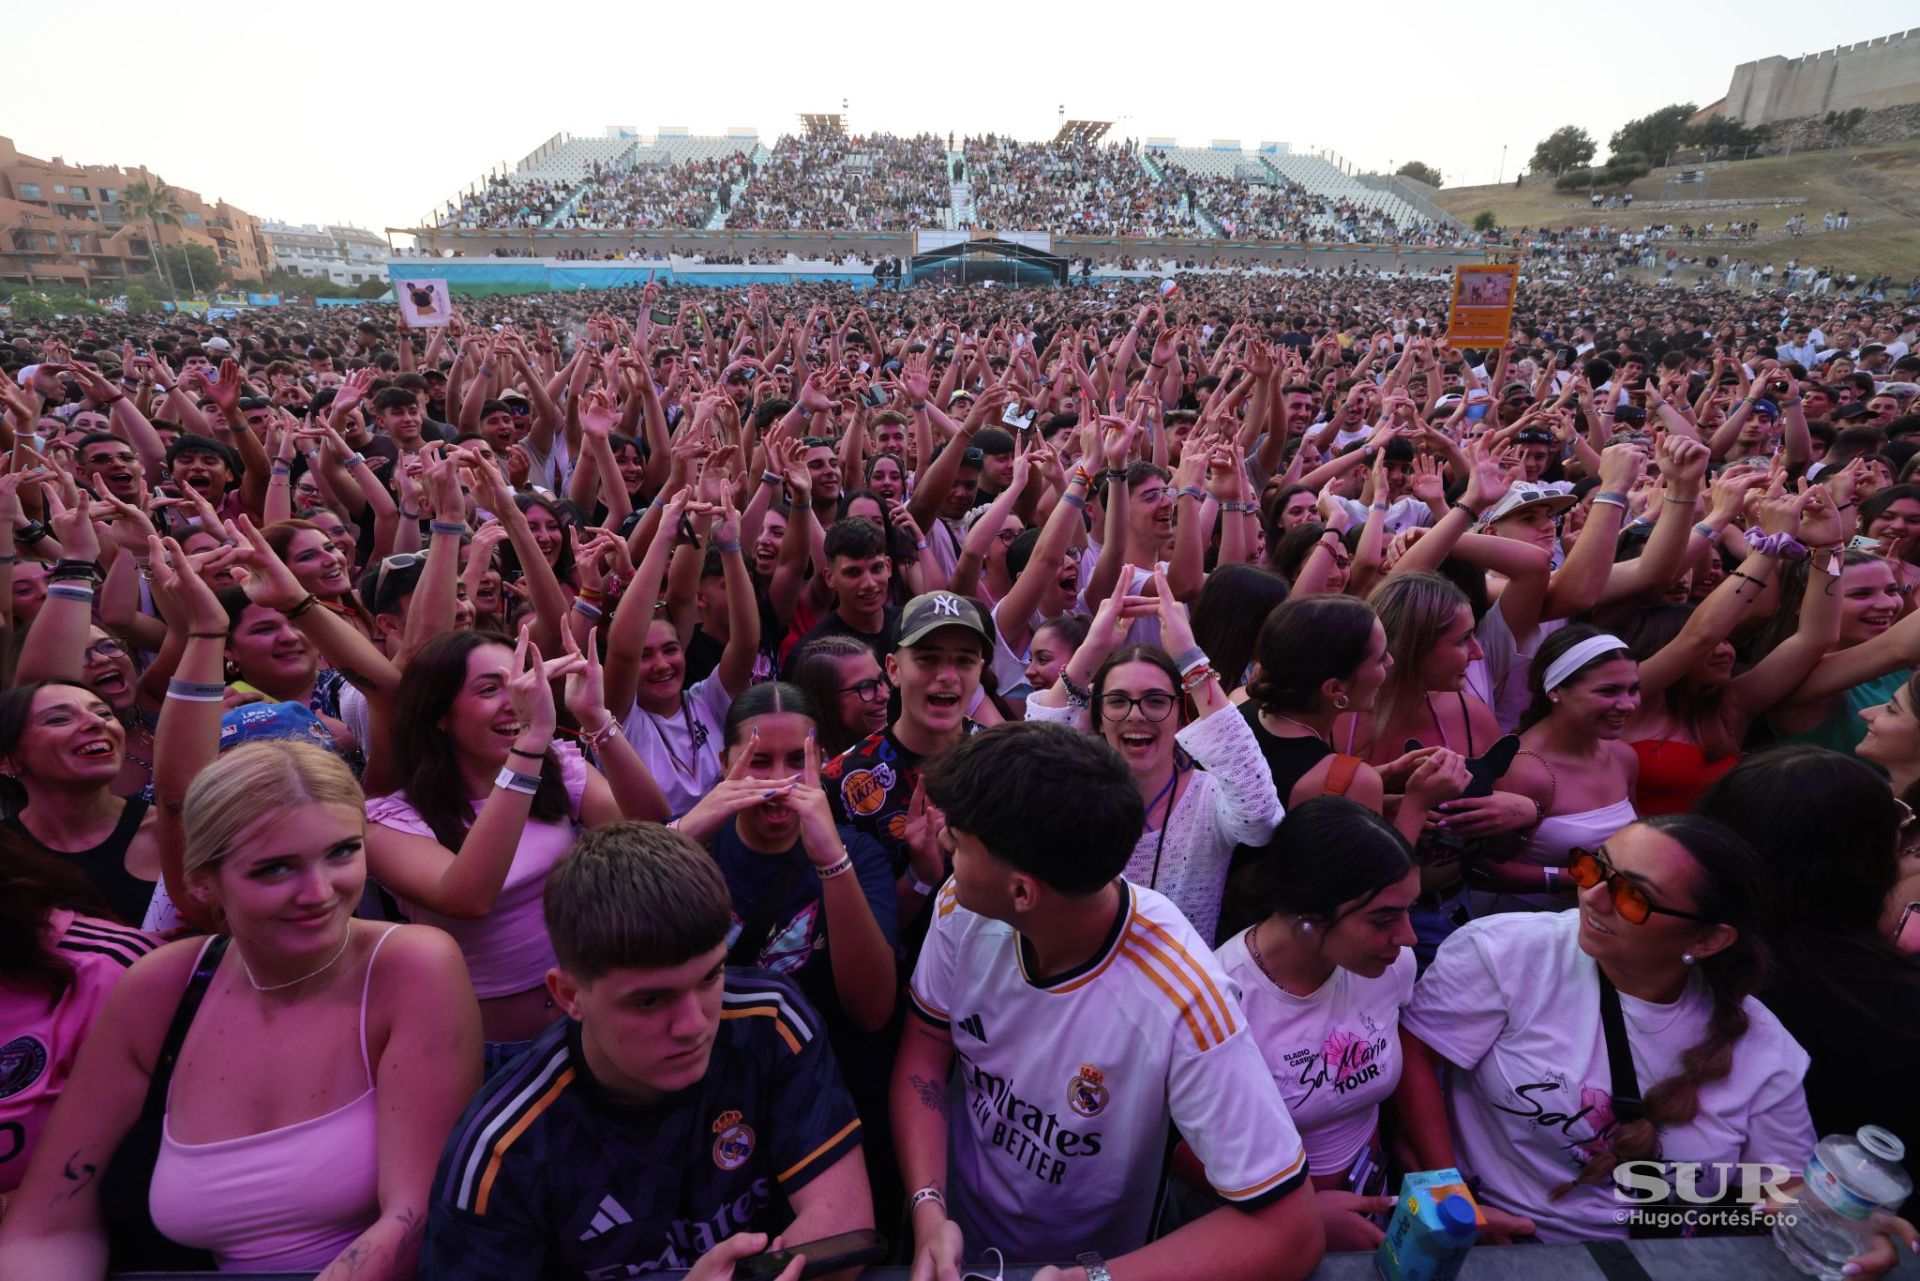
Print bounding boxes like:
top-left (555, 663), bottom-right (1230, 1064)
top-left (5, 0), bottom-right (1915, 241)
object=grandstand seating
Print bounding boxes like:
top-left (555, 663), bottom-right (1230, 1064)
top-left (429, 126), bottom-right (1467, 243)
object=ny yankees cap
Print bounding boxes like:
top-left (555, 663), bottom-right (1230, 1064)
top-left (898, 590), bottom-right (994, 655)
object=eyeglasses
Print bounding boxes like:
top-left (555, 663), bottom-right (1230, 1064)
top-left (84, 637), bottom-right (126, 661)
top-left (1566, 846), bottom-right (1718, 925)
top-left (839, 675), bottom-right (893, 704)
top-left (1098, 690), bottom-right (1178, 722)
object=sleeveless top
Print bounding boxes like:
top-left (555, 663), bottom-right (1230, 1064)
top-left (148, 926), bottom-right (394, 1271)
top-left (1240, 703), bottom-right (1334, 806)
top-left (1769, 669), bottom-right (1910, 759)
top-left (1630, 739), bottom-right (1737, 816)
top-left (1491, 797), bottom-right (1639, 913)
top-left (4, 798), bottom-right (153, 926)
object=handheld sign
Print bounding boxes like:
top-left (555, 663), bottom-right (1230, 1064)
top-left (397, 278), bottom-right (454, 328)
top-left (1445, 264), bottom-right (1517, 348)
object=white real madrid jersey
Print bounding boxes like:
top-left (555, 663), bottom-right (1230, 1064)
top-left (908, 879), bottom-right (1309, 1262)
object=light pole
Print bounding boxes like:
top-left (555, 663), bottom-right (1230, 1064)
top-left (1498, 144), bottom-right (1507, 185)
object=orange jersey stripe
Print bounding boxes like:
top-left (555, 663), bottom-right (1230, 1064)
top-left (1120, 945), bottom-right (1213, 1051)
top-left (1214, 1147), bottom-right (1308, 1200)
top-left (721, 1006), bottom-right (802, 1054)
top-left (777, 1117), bottom-right (862, 1183)
top-left (1126, 928), bottom-right (1232, 1047)
top-left (1132, 915), bottom-right (1236, 1036)
top-left (474, 1067), bottom-right (576, 1215)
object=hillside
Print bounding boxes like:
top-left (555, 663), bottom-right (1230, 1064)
top-left (1433, 142), bottom-right (1920, 281)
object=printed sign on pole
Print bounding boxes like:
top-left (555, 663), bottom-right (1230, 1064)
top-left (397, 277), bottom-right (454, 328)
top-left (1445, 263), bottom-right (1518, 348)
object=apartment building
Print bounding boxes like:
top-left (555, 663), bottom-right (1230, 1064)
top-left (261, 221), bottom-right (389, 287)
top-left (0, 135), bottom-right (274, 289)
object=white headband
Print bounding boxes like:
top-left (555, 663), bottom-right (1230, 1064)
top-left (1544, 634), bottom-right (1631, 693)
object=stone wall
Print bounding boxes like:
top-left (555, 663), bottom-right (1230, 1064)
top-left (1763, 102), bottom-right (1920, 151)
top-left (1727, 30), bottom-right (1920, 126)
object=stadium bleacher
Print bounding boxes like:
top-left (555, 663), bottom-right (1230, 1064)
top-left (429, 125), bottom-right (1468, 244)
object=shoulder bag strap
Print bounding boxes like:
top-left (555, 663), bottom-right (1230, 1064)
top-left (1596, 969), bottom-right (1645, 1126)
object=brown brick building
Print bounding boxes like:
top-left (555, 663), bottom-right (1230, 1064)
top-left (0, 136), bottom-right (274, 291)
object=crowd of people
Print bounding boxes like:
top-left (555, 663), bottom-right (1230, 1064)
top-left (725, 135), bottom-right (950, 233)
top-left (563, 154), bottom-right (753, 231)
top-left (963, 136), bottom-right (1201, 238)
top-left (0, 263), bottom-right (1917, 1281)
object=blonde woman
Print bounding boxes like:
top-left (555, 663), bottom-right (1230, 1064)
top-left (0, 540), bottom-right (481, 1279)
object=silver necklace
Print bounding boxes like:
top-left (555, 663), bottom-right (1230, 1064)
top-left (1269, 712), bottom-right (1330, 745)
top-left (240, 927), bottom-right (353, 992)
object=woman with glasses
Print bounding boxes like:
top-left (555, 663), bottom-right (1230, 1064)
top-left (1026, 566), bottom-right (1280, 942)
top-left (1396, 816), bottom-right (1819, 1246)
top-left (787, 636), bottom-right (892, 756)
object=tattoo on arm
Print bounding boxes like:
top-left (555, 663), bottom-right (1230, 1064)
top-left (60, 1150), bottom-right (98, 1200)
top-left (335, 664), bottom-right (375, 693)
top-left (910, 1073), bottom-right (947, 1113)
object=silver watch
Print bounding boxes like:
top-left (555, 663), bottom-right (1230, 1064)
top-left (1077, 1251), bottom-right (1112, 1281)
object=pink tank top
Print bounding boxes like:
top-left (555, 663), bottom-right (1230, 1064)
top-left (148, 926), bottom-right (394, 1271)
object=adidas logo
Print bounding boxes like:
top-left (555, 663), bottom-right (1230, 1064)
top-left (579, 1194), bottom-right (633, 1241)
top-left (958, 1013), bottom-right (986, 1042)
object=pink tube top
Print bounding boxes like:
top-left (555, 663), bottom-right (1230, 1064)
top-left (148, 927), bottom-right (393, 1271)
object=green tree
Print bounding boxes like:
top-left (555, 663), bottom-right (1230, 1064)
top-left (1683, 117), bottom-right (1770, 158)
top-left (158, 242), bottom-right (227, 293)
top-left (1395, 160), bottom-right (1442, 188)
top-left (1609, 104), bottom-right (1698, 165)
top-left (1472, 210), bottom-right (1498, 232)
top-left (4, 290), bottom-right (55, 321)
top-left (1530, 126), bottom-right (1597, 176)
top-left (122, 284), bottom-right (160, 315)
top-left (121, 178), bottom-right (186, 295)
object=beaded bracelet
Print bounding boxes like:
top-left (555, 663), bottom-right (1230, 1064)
top-left (166, 678), bottom-right (226, 703)
top-left (1179, 664), bottom-right (1216, 693)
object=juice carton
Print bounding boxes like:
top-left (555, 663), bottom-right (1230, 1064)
top-left (1375, 1169), bottom-right (1483, 1281)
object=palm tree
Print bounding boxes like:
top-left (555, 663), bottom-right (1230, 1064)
top-left (121, 177), bottom-right (184, 295)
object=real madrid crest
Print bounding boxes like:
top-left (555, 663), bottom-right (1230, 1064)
top-left (1067, 1063), bottom-right (1108, 1118)
top-left (711, 1109), bottom-right (756, 1170)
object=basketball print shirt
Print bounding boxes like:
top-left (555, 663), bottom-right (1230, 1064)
top-left (908, 880), bottom-right (1308, 1263)
top-left (423, 970), bottom-right (861, 1279)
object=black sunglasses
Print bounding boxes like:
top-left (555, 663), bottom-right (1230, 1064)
top-left (1567, 846), bottom-right (1718, 925)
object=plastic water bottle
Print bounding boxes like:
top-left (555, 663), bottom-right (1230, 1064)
top-left (1774, 1126), bottom-right (1913, 1280)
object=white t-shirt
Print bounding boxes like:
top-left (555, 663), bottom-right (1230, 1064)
top-left (909, 880), bottom-right (1308, 1263)
top-left (619, 671), bottom-right (732, 818)
top-left (1401, 911), bottom-right (1814, 1243)
top-left (1217, 936), bottom-right (1415, 1177)
top-left (1466, 606), bottom-right (1561, 733)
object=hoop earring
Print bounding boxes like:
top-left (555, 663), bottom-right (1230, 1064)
top-left (1333, 693), bottom-right (1350, 711)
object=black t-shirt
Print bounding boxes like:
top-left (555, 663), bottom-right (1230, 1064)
top-left (785, 605), bottom-right (902, 677)
top-left (423, 974), bottom-right (862, 1279)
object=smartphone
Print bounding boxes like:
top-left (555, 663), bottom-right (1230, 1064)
top-left (862, 386), bottom-right (889, 408)
top-left (733, 1229), bottom-right (888, 1280)
top-left (1849, 535), bottom-right (1884, 552)
top-left (650, 308), bottom-right (673, 325)
top-left (1001, 404), bottom-right (1037, 432)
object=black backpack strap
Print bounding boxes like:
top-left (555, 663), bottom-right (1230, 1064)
top-left (1597, 969), bottom-right (1645, 1126)
top-left (103, 934), bottom-right (229, 1271)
